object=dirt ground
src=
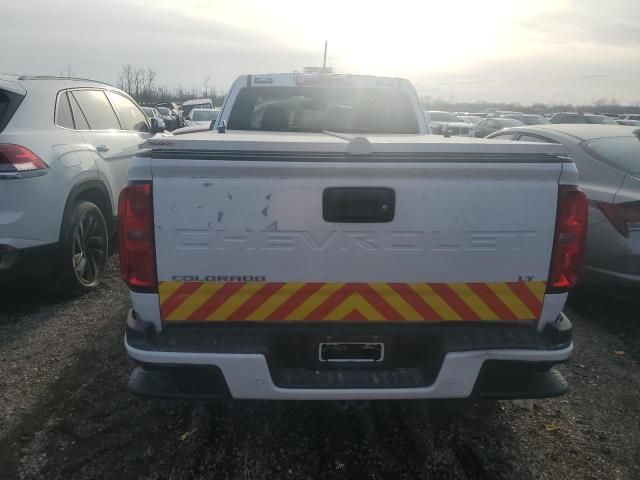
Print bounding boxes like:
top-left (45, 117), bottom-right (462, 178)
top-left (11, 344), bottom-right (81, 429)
top-left (1, 257), bottom-right (639, 480)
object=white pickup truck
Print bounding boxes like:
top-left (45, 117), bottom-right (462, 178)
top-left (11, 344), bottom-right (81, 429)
top-left (119, 73), bottom-right (587, 401)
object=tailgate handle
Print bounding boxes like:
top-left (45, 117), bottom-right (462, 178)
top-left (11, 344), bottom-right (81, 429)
top-left (323, 187), bottom-right (395, 223)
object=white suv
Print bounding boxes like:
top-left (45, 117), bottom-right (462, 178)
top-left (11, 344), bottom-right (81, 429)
top-left (0, 75), bottom-right (162, 294)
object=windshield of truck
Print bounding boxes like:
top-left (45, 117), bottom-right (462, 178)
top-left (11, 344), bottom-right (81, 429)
top-left (192, 109), bottom-right (218, 122)
top-left (583, 136), bottom-right (640, 175)
top-left (227, 86), bottom-right (419, 134)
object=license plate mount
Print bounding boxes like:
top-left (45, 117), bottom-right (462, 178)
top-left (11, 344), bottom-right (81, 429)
top-left (319, 342), bottom-right (384, 363)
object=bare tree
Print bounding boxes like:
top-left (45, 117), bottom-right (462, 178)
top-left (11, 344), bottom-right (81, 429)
top-left (202, 76), bottom-right (210, 98)
top-left (145, 68), bottom-right (156, 101)
top-left (59, 65), bottom-right (75, 77)
top-left (593, 97), bottom-right (620, 108)
top-left (133, 68), bottom-right (144, 100)
top-left (118, 64), bottom-right (135, 95)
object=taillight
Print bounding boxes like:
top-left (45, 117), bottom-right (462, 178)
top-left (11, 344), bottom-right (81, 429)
top-left (596, 201), bottom-right (640, 238)
top-left (0, 144), bottom-right (48, 172)
top-left (118, 182), bottom-right (157, 292)
top-left (548, 185), bottom-right (588, 292)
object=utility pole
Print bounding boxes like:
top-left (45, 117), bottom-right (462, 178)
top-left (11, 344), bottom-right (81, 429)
top-left (303, 41), bottom-right (332, 74)
top-left (322, 41), bottom-right (328, 71)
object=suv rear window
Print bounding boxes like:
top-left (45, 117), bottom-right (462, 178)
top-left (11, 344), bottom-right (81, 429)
top-left (55, 92), bottom-right (74, 129)
top-left (0, 90), bottom-right (25, 133)
top-left (583, 136), bottom-right (640, 175)
top-left (0, 92), bottom-right (8, 122)
top-left (227, 86), bottom-right (419, 134)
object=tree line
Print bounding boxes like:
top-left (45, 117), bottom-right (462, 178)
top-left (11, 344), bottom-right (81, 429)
top-left (63, 65), bottom-right (640, 114)
top-left (116, 65), bottom-right (226, 107)
top-left (421, 95), bottom-right (640, 115)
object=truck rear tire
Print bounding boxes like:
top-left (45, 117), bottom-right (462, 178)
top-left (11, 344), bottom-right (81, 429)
top-left (57, 201), bottom-right (108, 295)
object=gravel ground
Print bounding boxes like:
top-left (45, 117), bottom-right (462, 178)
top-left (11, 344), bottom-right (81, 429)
top-left (1, 257), bottom-right (639, 480)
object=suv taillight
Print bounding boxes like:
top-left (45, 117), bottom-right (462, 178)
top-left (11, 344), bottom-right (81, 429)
top-left (0, 144), bottom-right (48, 172)
top-left (596, 201), bottom-right (640, 238)
top-left (118, 182), bottom-right (157, 292)
top-left (548, 185), bottom-right (588, 292)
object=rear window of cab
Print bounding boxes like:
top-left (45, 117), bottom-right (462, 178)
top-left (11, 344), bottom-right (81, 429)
top-left (227, 86), bottom-right (419, 134)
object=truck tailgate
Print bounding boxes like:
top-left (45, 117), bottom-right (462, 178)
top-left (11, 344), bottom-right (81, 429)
top-left (151, 142), bottom-right (565, 324)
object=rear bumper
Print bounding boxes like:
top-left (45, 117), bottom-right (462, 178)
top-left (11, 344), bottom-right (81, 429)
top-left (0, 242), bottom-right (60, 282)
top-left (125, 310), bottom-right (573, 400)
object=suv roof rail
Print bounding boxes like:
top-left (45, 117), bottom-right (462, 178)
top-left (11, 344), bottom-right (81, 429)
top-left (16, 75), bottom-right (112, 86)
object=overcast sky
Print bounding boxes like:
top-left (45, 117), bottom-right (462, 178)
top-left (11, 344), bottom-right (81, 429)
top-left (2, 0), bottom-right (639, 105)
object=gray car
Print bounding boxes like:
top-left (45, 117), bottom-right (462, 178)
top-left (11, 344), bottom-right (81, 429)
top-left (426, 111), bottom-right (472, 136)
top-left (473, 117), bottom-right (524, 137)
top-left (488, 124), bottom-right (640, 292)
top-left (549, 112), bottom-right (618, 125)
top-left (500, 113), bottom-right (550, 125)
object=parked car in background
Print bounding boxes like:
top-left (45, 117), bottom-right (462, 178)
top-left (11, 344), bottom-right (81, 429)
top-left (500, 113), bottom-right (550, 125)
top-left (157, 102), bottom-right (184, 127)
top-left (156, 107), bottom-right (177, 131)
top-left (157, 101), bottom-right (180, 112)
top-left (616, 119), bottom-right (640, 127)
top-left (549, 112), bottom-right (617, 125)
top-left (187, 107), bottom-right (219, 127)
top-left (181, 98), bottom-right (213, 118)
top-left (456, 112), bottom-right (487, 119)
top-left (141, 107), bottom-right (166, 131)
top-left (0, 75), bottom-right (165, 293)
top-left (426, 111), bottom-right (472, 136)
top-left (621, 114), bottom-right (640, 122)
top-left (141, 106), bottom-right (160, 119)
top-left (486, 110), bottom-right (520, 118)
top-left (487, 124), bottom-right (640, 293)
top-left (458, 115), bottom-right (483, 124)
top-left (473, 117), bottom-right (524, 137)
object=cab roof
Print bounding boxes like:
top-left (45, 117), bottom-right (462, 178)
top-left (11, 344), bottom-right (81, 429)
top-left (237, 73), bottom-right (409, 89)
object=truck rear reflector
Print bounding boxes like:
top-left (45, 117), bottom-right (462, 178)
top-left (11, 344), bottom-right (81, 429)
top-left (548, 186), bottom-right (588, 292)
top-left (158, 281), bottom-right (546, 322)
top-left (118, 182), bottom-right (157, 292)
